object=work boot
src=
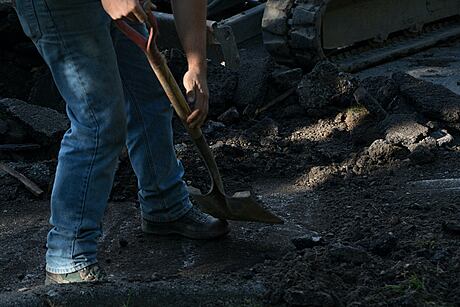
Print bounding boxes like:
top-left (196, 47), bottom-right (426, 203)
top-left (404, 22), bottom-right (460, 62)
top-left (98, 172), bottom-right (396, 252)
top-left (45, 264), bottom-right (106, 285)
top-left (141, 206), bottom-right (230, 240)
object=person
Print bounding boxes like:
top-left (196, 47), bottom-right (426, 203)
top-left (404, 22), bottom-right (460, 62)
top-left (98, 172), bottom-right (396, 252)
top-left (14, 0), bottom-right (229, 284)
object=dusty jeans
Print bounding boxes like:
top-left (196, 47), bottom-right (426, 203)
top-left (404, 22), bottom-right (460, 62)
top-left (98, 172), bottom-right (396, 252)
top-left (15, 0), bottom-right (191, 274)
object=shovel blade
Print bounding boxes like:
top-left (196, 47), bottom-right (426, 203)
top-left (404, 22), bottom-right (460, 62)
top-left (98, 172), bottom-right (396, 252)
top-left (189, 186), bottom-right (284, 224)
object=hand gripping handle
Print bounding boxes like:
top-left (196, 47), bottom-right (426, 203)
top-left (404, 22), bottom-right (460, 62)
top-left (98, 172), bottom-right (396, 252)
top-left (114, 11), bottom-right (202, 139)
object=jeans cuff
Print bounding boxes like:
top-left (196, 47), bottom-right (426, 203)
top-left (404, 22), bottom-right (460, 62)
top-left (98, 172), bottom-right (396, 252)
top-left (141, 197), bottom-right (192, 223)
top-left (45, 259), bottom-right (98, 274)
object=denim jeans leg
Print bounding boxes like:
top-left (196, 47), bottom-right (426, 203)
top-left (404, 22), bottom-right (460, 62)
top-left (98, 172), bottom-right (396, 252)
top-left (16, 0), bottom-right (127, 273)
top-left (111, 23), bottom-right (192, 223)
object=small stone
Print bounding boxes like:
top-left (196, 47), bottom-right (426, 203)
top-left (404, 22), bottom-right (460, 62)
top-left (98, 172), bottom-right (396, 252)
top-left (46, 289), bottom-right (59, 298)
top-left (334, 112), bottom-right (345, 123)
top-left (291, 231), bottom-right (324, 250)
top-left (344, 106), bottom-right (369, 130)
top-left (210, 141), bottom-right (224, 150)
top-left (433, 130), bottom-right (454, 147)
top-left (203, 120), bottom-right (225, 134)
top-left (217, 107), bottom-right (240, 125)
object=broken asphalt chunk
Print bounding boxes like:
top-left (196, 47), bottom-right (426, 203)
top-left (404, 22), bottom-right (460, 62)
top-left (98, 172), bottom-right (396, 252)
top-left (380, 114), bottom-right (429, 147)
top-left (0, 98), bottom-right (69, 145)
top-left (392, 72), bottom-right (460, 123)
top-left (217, 107), bottom-right (240, 125)
top-left (297, 61), bottom-right (358, 115)
top-left (353, 87), bottom-right (387, 120)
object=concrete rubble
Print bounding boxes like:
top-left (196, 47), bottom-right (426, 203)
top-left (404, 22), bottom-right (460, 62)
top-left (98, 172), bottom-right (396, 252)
top-left (297, 61), bottom-right (359, 116)
top-left (392, 72), bottom-right (460, 123)
top-left (0, 98), bottom-right (69, 146)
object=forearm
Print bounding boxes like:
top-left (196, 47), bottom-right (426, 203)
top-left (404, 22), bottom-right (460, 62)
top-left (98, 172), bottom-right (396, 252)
top-left (171, 0), bottom-right (207, 70)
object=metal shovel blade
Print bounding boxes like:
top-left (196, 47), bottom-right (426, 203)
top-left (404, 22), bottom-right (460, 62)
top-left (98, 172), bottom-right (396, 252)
top-left (188, 186), bottom-right (284, 224)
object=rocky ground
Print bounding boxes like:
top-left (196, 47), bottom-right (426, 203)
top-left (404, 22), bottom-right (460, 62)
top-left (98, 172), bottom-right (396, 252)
top-left (1, 3), bottom-right (460, 306)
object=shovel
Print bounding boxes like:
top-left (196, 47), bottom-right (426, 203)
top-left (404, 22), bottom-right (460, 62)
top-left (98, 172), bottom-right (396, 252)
top-left (115, 13), bottom-right (283, 224)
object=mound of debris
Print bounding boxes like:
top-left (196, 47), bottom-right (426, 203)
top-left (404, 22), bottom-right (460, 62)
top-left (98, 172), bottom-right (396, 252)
top-left (297, 61), bottom-right (359, 116)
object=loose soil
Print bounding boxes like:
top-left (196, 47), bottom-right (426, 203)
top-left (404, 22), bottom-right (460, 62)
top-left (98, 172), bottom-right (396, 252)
top-left (2, 107), bottom-right (460, 306)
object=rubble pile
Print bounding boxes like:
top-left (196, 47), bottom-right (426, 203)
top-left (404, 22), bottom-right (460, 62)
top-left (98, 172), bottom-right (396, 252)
top-left (168, 60), bottom-right (460, 306)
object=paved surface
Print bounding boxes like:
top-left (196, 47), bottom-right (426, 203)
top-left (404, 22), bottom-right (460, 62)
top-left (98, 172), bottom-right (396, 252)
top-left (359, 39), bottom-right (460, 94)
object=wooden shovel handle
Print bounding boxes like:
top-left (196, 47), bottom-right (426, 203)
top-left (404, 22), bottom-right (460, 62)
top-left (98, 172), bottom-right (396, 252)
top-left (115, 15), bottom-right (202, 139)
top-left (146, 53), bottom-right (203, 140)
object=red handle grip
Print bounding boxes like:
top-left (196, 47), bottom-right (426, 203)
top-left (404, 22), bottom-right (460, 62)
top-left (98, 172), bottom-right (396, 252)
top-left (114, 12), bottom-right (159, 54)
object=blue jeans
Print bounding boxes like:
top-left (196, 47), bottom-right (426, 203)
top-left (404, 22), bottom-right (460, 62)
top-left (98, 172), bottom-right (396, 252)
top-left (15, 0), bottom-right (192, 274)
